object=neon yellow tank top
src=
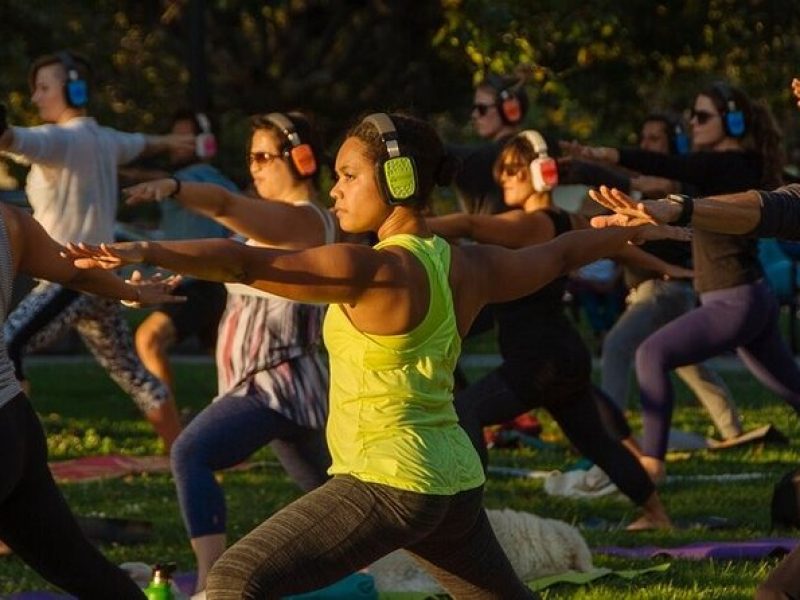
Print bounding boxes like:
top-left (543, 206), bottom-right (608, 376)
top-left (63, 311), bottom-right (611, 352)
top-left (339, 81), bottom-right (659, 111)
top-left (323, 234), bottom-right (485, 494)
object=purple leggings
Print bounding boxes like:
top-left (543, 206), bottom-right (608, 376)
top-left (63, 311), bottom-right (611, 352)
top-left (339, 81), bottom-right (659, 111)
top-left (636, 279), bottom-right (800, 458)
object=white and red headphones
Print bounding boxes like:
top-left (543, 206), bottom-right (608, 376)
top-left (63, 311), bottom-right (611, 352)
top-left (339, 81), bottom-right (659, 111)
top-left (518, 130), bottom-right (558, 192)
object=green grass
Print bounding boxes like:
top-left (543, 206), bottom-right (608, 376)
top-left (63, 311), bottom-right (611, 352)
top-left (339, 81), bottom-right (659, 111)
top-left (1, 360), bottom-right (798, 598)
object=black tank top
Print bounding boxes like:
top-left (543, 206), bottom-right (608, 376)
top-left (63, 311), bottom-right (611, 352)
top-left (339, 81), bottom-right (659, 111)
top-left (495, 208), bottom-right (572, 320)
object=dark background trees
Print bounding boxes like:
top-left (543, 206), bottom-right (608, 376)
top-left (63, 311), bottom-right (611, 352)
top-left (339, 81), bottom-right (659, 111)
top-left (2, 0), bottom-right (800, 186)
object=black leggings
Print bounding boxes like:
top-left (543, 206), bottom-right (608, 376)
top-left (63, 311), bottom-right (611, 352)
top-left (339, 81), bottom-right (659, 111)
top-left (455, 317), bottom-right (654, 506)
top-left (206, 475), bottom-right (537, 600)
top-left (0, 394), bottom-right (144, 599)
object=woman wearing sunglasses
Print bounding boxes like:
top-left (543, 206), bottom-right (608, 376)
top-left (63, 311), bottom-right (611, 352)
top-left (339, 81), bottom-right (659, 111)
top-left (561, 82), bottom-right (797, 483)
top-left (428, 132), bottom-right (681, 531)
top-left (121, 112), bottom-right (334, 595)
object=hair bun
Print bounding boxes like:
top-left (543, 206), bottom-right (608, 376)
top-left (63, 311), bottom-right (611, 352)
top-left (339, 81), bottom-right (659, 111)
top-left (434, 153), bottom-right (461, 187)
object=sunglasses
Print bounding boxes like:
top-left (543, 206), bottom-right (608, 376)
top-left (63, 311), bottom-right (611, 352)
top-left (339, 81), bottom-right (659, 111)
top-left (500, 163), bottom-right (526, 177)
top-left (472, 102), bottom-right (497, 117)
top-left (690, 109), bottom-right (718, 125)
top-left (248, 151), bottom-right (282, 166)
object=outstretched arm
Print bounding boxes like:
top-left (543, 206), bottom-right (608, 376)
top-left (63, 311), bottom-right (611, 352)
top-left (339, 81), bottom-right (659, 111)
top-left (65, 238), bottom-right (397, 306)
top-left (468, 223), bottom-right (689, 305)
top-left (2, 204), bottom-right (178, 305)
top-left (589, 185), bottom-right (765, 235)
top-left (124, 179), bottom-right (327, 248)
top-left (427, 210), bottom-right (556, 248)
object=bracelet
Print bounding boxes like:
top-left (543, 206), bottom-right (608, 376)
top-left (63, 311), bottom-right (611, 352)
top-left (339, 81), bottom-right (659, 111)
top-left (170, 176), bottom-right (181, 197)
top-left (667, 193), bottom-right (694, 226)
top-left (120, 286), bottom-right (141, 308)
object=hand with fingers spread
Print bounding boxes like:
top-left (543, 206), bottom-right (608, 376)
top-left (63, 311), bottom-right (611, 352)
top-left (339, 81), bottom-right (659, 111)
top-left (124, 178), bottom-right (181, 205)
top-left (121, 269), bottom-right (185, 308)
top-left (793, 78), bottom-right (800, 108)
top-left (61, 241), bottom-right (148, 270)
top-left (589, 186), bottom-right (681, 225)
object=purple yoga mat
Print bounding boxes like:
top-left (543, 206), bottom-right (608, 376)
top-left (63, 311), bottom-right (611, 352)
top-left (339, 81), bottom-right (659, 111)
top-left (596, 538), bottom-right (798, 560)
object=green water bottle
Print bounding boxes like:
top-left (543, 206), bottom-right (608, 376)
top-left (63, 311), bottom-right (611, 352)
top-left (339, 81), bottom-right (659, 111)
top-left (145, 563), bottom-right (176, 600)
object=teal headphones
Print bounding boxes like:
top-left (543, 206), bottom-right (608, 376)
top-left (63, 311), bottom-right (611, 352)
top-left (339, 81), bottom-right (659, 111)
top-left (363, 113), bottom-right (418, 205)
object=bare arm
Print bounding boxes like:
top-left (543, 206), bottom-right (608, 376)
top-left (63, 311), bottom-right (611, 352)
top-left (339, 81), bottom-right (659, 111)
top-left (140, 134), bottom-right (195, 157)
top-left (2, 204), bottom-right (175, 304)
top-left (466, 224), bottom-right (686, 306)
top-left (589, 186), bottom-right (763, 235)
top-left (125, 179), bottom-right (327, 249)
top-left (66, 238), bottom-right (401, 306)
top-left (612, 244), bottom-right (693, 279)
top-left (427, 210), bottom-right (556, 248)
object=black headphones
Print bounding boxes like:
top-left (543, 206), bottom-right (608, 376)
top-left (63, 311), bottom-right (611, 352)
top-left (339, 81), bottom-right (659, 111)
top-left (56, 51), bottom-right (89, 109)
top-left (264, 112), bottom-right (318, 179)
top-left (710, 81), bottom-right (746, 138)
top-left (363, 113), bottom-right (419, 205)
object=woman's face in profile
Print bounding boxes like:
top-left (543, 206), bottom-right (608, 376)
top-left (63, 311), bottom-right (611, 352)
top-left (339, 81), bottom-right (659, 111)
top-left (330, 136), bottom-right (390, 233)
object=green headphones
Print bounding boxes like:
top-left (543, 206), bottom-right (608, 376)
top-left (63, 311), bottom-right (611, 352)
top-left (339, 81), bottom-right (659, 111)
top-left (363, 113), bottom-right (418, 205)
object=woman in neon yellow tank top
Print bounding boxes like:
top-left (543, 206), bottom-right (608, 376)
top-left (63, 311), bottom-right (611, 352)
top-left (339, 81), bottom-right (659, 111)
top-left (66, 113), bottom-right (686, 600)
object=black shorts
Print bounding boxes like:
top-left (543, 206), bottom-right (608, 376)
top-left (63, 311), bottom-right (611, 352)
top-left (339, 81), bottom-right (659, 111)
top-left (160, 279), bottom-right (227, 350)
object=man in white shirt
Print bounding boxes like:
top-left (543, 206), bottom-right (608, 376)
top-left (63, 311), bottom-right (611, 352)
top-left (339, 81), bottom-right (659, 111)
top-left (0, 50), bottom-right (194, 450)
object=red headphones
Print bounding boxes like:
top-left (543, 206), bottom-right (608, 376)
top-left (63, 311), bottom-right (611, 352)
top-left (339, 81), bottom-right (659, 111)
top-left (518, 130), bottom-right (558, 192)
top-left (264, 112), bottom-right (318, 179)
top-left (497, 87), bottom-right (523, 125)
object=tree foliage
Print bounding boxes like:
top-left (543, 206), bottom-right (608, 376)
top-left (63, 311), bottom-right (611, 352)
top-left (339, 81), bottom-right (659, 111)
top-left (1, 0), bottom-right (800, 182)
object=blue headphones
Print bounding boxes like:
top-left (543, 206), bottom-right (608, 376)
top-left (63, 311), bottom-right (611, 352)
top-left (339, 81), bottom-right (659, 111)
top-left (56, 51), bottom-right (89, 109)
top-left (711, 81), bottom-right (746, 138)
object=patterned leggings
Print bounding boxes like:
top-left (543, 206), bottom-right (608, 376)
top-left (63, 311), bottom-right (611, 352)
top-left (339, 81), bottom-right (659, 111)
top-left (4, 281), bottom-right (168, 413)
top-left (206, 475), bottom-right (537, 600)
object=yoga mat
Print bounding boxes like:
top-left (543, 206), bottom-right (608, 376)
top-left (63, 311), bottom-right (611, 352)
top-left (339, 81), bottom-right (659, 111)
top-left (48, 454), bottom-right (265, 483)
top-left (595, 538), bottom-right (798, 560)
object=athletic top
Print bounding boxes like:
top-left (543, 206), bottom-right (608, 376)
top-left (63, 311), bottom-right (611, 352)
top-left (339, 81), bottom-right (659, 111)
top-left (756, 184), bottom-right (800, 240)
top-left (618, 148), bottom-right (764, 293)
top-left (215, 200), bottom-right (335, 429)
top-left (5, 117), bottom-right (145, 245)
top-left (0, 215), bottom-right (23, 409)
top-left (494, 208), bottom-right (571, 319)
top-left (323, 234), bottom-right (485, 494)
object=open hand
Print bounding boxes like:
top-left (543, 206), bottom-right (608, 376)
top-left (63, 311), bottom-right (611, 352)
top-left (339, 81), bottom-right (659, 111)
top-left (589, 186), bottom-right (681, 225)
top-left (793, 78), bottom-right (800, 108)
top-left (123, 178), bottom-right (179, 205)
top-left (123, 269), bottom-right (185, 307)
top-left (61, 242), bottom-right (147, 270)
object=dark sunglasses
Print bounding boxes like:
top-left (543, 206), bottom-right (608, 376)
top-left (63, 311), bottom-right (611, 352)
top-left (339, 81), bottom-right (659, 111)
top-left (500, 163), bottom-right (526, 177)
top-left (471, 102), bottom-right (497, 117)
top-left (248, 151), bottom-right (282, 166)
top-left (690, 109), bottom-right (718, 125)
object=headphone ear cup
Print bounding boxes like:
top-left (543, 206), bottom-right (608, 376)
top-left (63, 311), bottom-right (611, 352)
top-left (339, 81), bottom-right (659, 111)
top-left (530, 157), bottom-right (558, 192)
top-left (380, 157), bottom-right (418, 204)
top-left (289, 144), bottom-right (317, 178)
top-left (500, 95), bottom-right (522, 125)
top-left (725, 110), bottom-right (746, 138)
top-left (195, 132), bottom-right (217, 159)
top-left (65, 79), bottom-right (88, 108)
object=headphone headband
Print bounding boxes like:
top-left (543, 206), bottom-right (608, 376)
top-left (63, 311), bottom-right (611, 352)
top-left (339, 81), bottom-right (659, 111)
top-left (364, 113), bottom-right (401, 158)
top-left (195, 112), bottom-right (212, 135)
top-left (518, 130), bottom-right (548, 157)
top-left (265, 112), bottom-right (301, 147)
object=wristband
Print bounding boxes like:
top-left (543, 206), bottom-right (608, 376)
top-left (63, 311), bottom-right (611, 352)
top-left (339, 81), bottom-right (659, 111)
top-left (170, 176), bottom-right (181, 197)
top-left (667, 193), bottom-right (694, 226)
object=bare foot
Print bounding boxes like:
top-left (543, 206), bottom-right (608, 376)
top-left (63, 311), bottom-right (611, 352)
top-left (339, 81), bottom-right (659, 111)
top-left (626, 513), bottom-right (672, 532)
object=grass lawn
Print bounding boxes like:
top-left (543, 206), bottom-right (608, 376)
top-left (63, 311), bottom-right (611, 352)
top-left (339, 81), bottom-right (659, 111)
top-left (1, 356), bottom-right (798, 598)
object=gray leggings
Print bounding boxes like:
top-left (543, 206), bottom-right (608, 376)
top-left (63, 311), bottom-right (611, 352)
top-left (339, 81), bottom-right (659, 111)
top-left (206, 475), bottom-right (537, 600)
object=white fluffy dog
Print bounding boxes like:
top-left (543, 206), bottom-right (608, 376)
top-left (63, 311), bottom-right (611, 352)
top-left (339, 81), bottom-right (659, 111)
top-left (368, 508), bottom-right (593, 593)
